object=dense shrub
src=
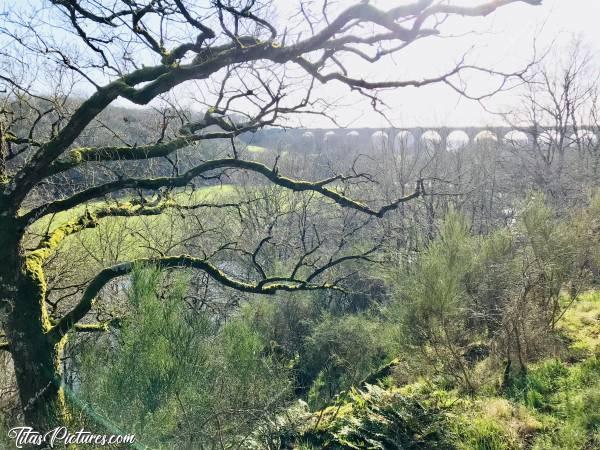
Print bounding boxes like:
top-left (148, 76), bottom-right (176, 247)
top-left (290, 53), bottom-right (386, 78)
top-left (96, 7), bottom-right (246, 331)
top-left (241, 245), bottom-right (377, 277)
top-left (77, 265), bottom-right (292, 448)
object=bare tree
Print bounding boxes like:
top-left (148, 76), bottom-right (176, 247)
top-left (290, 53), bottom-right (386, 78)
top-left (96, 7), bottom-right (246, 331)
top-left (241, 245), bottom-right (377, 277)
top-left (503, 38), bottom-right (599, 204)
top-left (0, 0), bottom-right (541, 431)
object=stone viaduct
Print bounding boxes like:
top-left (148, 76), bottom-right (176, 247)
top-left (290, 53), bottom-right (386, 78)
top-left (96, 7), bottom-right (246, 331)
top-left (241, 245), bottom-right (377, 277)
top-left (247, 126), bottom-right (598, 153)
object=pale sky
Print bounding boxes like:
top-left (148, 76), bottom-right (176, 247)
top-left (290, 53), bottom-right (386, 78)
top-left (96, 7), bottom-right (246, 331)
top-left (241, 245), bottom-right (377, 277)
top-left (2, 0), bottom-right (599, 128)
top-left (277, 0), bottom-right (600, 128)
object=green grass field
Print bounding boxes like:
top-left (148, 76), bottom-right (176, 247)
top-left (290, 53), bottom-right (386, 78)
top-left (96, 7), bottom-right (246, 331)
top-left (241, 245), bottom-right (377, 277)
top-left (25, 184), bottom-right (240, 264)
top-left (247, 145), bottom-right (269, 153)
top-left (25, 182), bottom-right (321, 265)
top-left (30, 184), bottom-right (236, 231)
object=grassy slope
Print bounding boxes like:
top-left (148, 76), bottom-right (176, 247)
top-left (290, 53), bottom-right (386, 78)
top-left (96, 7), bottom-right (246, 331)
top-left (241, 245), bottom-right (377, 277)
top-left (28, 143), bottom-right (308, 248)
top-left (247, 145), bottom-right (268, 153)
top-left (286, 291), bottom-right (600, 450)
top-left (24, 185), bottom-right (239, 267)
top-left (30, 184), bottom-right (237, 232)
top-left (26, 179), bottom-right (319, 267)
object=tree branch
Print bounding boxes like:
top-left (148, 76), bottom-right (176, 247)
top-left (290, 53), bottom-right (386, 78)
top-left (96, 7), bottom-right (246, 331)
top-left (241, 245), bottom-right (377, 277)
top-left (50, 255), bottom-right (341, 340)
top-left (73, 321), bottom-right (119, 333)
top-left (46, 110), bottom-right (273, 176)
top-left (23, 160), bottom-right (423, 223)
top-left (8, 0), bottom-right (540, 207)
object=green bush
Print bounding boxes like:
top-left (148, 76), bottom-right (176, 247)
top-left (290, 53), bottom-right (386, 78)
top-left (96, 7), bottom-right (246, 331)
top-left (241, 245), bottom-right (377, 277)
top-left (457, 417), bottom-right (515, 450)
top-left (506, 360), bottom-right (569, 410)
top-left (387, 211), bottom-right (482, 392)
top-left (77, 265), bottom-right (292, 448)
top-left (569, 356), bottom-right (600, 387)
top-left (581, 385), bottom-right (600, 430)
top-left (530, 422), bottom-right (588, 450)
top-left (301, 314), bottom-right (393, 409)
top-left (239, 293), bottom-right (318, 359)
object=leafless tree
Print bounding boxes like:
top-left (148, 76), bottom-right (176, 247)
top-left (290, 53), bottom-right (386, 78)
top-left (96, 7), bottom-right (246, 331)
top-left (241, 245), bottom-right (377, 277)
top-left (502, 38), bottom-right (599, 205)
top-left (0, 0), bottom-right (541, 430)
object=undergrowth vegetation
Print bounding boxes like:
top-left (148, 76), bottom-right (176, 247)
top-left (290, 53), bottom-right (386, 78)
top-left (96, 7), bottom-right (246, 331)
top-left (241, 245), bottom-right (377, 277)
top-left (282, 290), bottom-right (600, 450)
top-left (261, 195), bottom-right (600, 449)
top-left (64, 194), bottom-right (600, 449)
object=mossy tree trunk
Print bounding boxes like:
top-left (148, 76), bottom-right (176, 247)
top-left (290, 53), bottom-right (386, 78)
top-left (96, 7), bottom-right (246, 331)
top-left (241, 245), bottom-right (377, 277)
top-left (0, 213), bottom-right (69, 431)
top-left (5, 299), bottom-right (69, 431)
